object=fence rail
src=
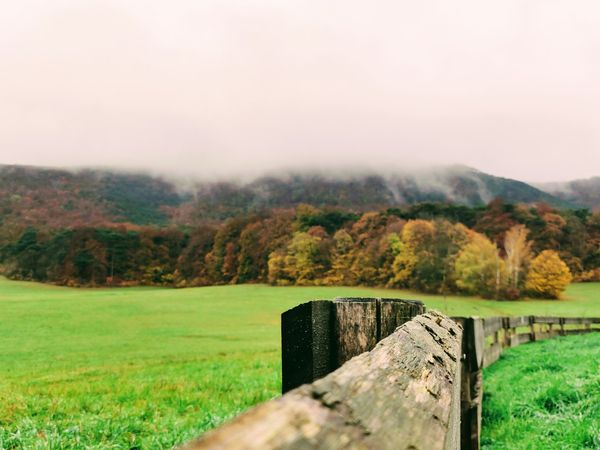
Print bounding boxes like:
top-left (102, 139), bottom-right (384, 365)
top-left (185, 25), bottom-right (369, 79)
top-left (475, 315), bottom-right (600, 368)
top-left (182, 299), bottom-right (599, 450)
top-left (451, 314), bottom-right (599, 449)
top-left (185, 310), bottom-right (462, 450)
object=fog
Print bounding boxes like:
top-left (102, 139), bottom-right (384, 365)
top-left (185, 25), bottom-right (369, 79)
top-left (1, 0), bottom-right (600, 182)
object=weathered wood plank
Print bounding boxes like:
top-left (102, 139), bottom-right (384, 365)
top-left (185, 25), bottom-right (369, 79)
top-left (473, 318), bottom-right (485, 370)
top-left (508, 316), bottom-right (529, 328)
top-left (282, 298), bottom-right (426, 392)
top-left (333, 298), bottom-right (378, 368)
top-left (332, 298), bottom-right (425, 369)
top-left (378, 298), bottom-right (425, 339)
top-left (515, 333), bottom-right (532, 345)
top-left (535, 331), bottom-right (552, 341)
top-left (281, 300), bottom-right (334, 393)
top-left (453, 316), bottom-right (484, 450)
top-left (483, 317), bottom-right (503, 337)
top-left (562, 317), bottom-right (592, 325)
top-left (482, 342), bottom-right (502, 368)
top-left (565, 328), bottom-right (589, 335)
top-left (533, 316), bottom-right (561, 324)
top-left (184, 312), bottom-right (463, 450)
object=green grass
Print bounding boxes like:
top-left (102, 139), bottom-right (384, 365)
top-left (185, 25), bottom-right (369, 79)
top-left (0, 278), bottom-right (599, 449)
top-left (482, 333), bottom-right (600, 449)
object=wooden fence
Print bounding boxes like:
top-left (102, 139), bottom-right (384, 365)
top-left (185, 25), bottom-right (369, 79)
top-left (183, 298), bottom-right (599, 450)
top-left (452, 314), bottom-right (600, 449)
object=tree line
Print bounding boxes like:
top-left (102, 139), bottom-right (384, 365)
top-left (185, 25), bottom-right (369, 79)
top-left (1, 199), bottom-right (598, 299)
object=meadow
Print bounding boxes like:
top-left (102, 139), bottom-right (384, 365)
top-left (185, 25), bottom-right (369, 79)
top-left (1, 277), bottom-right (599, 449)
top-left (482, 332), bottom-right (600, 449)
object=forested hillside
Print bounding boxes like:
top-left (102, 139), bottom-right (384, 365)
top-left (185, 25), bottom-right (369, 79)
top-left (2, 200), bottom-right (598, 299)
top-left (0, 165), bottom-right (184, 243)
top-left (537, 177), bottom-right (600, 210)
top-left (2, 164), bottom-right (598, 298)
top-left (0, 164), bottom-right (573, 234)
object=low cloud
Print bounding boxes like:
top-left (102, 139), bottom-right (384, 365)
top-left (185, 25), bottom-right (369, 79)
top-left (1, 0), bottom-right (600, 182)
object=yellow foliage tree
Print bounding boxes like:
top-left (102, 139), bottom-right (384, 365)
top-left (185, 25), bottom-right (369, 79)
top-left (525, 250), bottom-right (572, 299)
top-left (283, 231), bottom-right (327, 285)
top-left (454, 233), bottom-right (506, 298)
top-left (391, 220), bottom-right (434, 287)
top-left (323, 229), bottom-right (355, 285)
top-left (267, 251), bottom-right (288, 285)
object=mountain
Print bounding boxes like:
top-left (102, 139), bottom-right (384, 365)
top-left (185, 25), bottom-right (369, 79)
top-left (536, 177), bottom-right (600, 210)
top-left (182, 166), bottom-right (573, 220)
top-left (0, 164), bottom-right (576, 232)
top-left (0, 165), bottom-right (184, 232)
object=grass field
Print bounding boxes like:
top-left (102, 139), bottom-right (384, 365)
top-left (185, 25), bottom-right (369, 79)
top-left (482, 332), bottom-right (600, 449)
top-left (1, 277), bottom-right (599, 449)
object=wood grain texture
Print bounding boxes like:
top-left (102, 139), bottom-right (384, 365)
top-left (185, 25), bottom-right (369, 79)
top-left (333, 299), bottom-right (378, 368)
top-left (184, 312), bottom-right (463, 450)
top-left (379, 298), bottom-right (425, 338)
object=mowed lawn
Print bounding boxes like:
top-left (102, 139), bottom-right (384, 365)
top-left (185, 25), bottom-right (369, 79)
top-left (1, 278), bottom-right (599, 449)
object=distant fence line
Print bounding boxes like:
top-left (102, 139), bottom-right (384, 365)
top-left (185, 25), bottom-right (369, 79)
top-left (183, 298), bottom-right (599, 450)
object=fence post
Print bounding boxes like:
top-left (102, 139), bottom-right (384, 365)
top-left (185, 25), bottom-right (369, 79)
top-left (529, 316), bottom-right (536, 342)
top-left (454, 316), bottom-right (484, 450)
top-left (458, 317), bottom-right (485, 450)
top-left (281, 301), bottom-right (334, 393)
top-left (333, 298), bottom-right (425, 369)
top-left (332, 298), bottom-right (378, 368)
top-left (282, 298), bottom-right (424, 393)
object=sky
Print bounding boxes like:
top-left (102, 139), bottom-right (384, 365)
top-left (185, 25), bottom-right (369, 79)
top-left (1, 0), bottom-right (599, 182)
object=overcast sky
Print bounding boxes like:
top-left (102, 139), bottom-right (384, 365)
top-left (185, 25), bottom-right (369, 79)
top-left (1, 0), bottom-right (599, 182)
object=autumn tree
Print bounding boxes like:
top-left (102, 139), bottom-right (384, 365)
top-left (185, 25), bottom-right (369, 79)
top-left (236, 222), bottom-right (264, 283)
top-left (280, 227), bottom-right (331, 285)
top-left (174, 225), bottom-right (216, 287)
top-left (474, 198), bottom-right (516, 247)
top-left (431, 220), bottom-right (471, 294)
top-left (391, 219), bottom-right (469, 293)
top-left (204, 216), bottom-right (253, 283)
top-left (525, 250), bottom-right (572, 299)
top-left (348, 212), bottom-right (389, 285)
top-left (323, 229), bottom-right (355, 285)
top-left (504, 224), bottom-right (532, 294)
top-left (391, 220), bottom-right (434, 288)
top-left (267, 250), bottom-right (288, 285)
top-left (454, 233), bottom-right (506, 298)
top-left (379, 232), bottom-right (401, 286)
top-left (244, 210), bottom-right (294, 282)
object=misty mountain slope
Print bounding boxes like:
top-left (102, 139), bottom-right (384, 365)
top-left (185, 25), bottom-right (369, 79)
top-left (0, 164), bottom-right (576, 230)
top-left (536, 177), bottom-right (600, 210)
top-left (184, 166), bottom-right (573, 219)
top-left (0, 165), bottom-right (184, 229)
top-left (384, 167), bottom-right (570, 206)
